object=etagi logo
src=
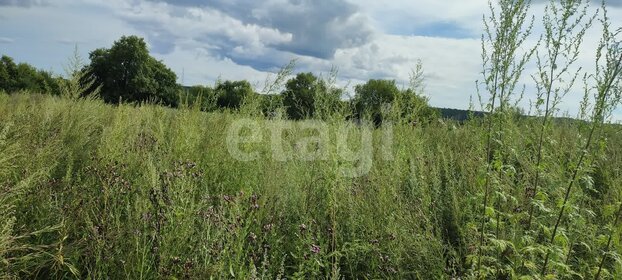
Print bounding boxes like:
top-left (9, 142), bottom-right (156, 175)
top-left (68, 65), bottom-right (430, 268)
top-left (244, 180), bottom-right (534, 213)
top-left (226, 119), bottom-right (394, 178)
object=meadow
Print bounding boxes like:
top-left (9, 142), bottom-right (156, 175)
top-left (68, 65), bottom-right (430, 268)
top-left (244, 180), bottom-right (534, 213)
top-left (2, 0), bottom-right (622, 279)
top-left (0, 90), bottom-right (621, 279)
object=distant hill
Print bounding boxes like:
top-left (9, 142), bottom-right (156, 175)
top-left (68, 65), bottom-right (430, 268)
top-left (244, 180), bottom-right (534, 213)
top-left (432, 107), bottom-right (621, 127)
top-left (434, 107), bottom-right (486, 122)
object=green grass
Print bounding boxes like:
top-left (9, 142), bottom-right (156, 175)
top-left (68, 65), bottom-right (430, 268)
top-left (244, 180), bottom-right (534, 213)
top-left (0, 92), bottom-right (621, 279)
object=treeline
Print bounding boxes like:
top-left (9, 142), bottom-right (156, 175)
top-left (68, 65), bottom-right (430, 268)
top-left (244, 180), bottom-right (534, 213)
top-left (0, 36), bottom-right (438, 124)
top-left (0, 56), bottom-right (61, 95)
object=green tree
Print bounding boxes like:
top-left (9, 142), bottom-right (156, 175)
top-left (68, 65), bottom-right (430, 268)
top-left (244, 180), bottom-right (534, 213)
top-left (353, 79), bottom-right (399, 125)
top-left (86, 36), bottom-right (179, 106)
top-left (260, 93), bottom-right (283, 118)
top-left (0, 56), bottom-right (16, 92)
top-left (353, 79), bottom-right (437, 125)
top-left (215, 80), bottom-right (255, 109)
top-left (282, 73), bottom-right (325, 120)
top-left (395, 89), bottom-right (439, 124)
top-left (14, 63), bottom-right (42, 92)
top-left (0, 55), bottom-right (60, 95)
top-left (185, 85), bottom-right (217, 111)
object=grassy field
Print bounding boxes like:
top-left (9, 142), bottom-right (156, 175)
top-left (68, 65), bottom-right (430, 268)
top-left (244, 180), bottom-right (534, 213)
top-left (0, 92), bottom-right (621, 279)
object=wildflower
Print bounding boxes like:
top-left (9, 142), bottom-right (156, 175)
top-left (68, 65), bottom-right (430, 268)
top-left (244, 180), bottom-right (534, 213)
top-left (310, 244), bottom-right (320, 254)
top-left (248, 232), bottom-right (257, 242)
top-left (185, 161), bottom-right (196, 169)
top-left (249, 194), bottom-right (260, 210)
top-left (183, 259), bottom-right (194, 270)
top-left (380, 255), bottom-right (390, 263)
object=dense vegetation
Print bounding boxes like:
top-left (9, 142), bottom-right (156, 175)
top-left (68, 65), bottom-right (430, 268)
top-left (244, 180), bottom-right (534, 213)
top-left (0, 88), bottom-right (620, 279)
top-left (86, 36), bottom-right (180, 106)
top-left (1, 0), bottom-right (622, 279)
top-left (0, 36), bottom-right (437, 125)
top-left (0, 55), bottom-right (61, 96)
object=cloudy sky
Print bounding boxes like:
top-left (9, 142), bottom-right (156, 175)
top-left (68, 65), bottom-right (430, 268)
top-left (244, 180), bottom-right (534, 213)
top-left (1, 0), bottom-right (621, 119)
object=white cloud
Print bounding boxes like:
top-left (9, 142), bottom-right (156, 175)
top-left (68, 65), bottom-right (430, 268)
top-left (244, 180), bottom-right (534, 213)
top-left (352, 0), bottom-right (488, 35)
top-left (152, 45), bottom-right (268, 86)
top-left (0, 36), bottom-right (14, 43)
top-left (331, 34), bottom-right (482, 109)
top-left (115, 1), bottom-right (293, 52)
top-left (145, 0), bottom-right (375, 59)
top-left (0, 0), bottom-right (46, 7)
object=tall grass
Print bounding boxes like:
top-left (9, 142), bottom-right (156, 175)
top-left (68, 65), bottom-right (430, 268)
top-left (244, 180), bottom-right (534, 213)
top-left (0, 87), bottom-right (621, 279)
top-left (0, 93), bottom-right (450, 278)
top-left (2, 1), bottom-right (622, 279)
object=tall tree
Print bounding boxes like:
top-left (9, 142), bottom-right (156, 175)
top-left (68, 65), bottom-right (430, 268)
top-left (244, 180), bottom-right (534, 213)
top-left (0, 56), bottom-right (14, 92)
top-left (282, 72), bottom-right (326, 120)
top-left (86, 36), bottom-right (179, 106)
top-left (353, 79), bottom-right (399, 125)
top-left (0, 55), bottom-right (60, 95)
top-left (215, 80), bottom-right (254, 109)
top-left (395, 88), bottom-right (438, 123)
top-left (185, 85), bottom-right (217, 111)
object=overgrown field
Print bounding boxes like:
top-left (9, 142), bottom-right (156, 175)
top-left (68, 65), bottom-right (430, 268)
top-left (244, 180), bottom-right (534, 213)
top-left (0, 92), bottom-right (621, 279)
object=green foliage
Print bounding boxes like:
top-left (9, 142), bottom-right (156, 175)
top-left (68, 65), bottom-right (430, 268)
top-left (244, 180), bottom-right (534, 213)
top-left (58, 45), bottom-right (101, 100)
top-left (393, 89), bottom-right (439, 123)
top-left (353, 79), bottom-right (399, 125)
top-left (2, 79), bottom-right (622, 279)
top-left (283, 72), bottom-right (324, 120)
top-left (85, 36), bottom-right (179, 106)
top-left (184, 85), bottom-right (217, 111)
top-left (282, 72), bottom-right (339, 120)
top-left (259, 93), bottom-right (283, 118)
top-left (0, 93), bottom-right (460, 279)
top-left (3, 1), bottom-right (622, 278)
top-left (0, 55), bottom-right (61, 95)
top-left (353, 79), bottom-right (437, 125)
top-left (215, 80), bottom-right (255, 110)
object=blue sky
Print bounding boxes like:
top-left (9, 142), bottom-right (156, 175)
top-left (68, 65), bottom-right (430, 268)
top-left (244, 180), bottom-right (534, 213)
top-left (1, 0), bottom-right (621, 120)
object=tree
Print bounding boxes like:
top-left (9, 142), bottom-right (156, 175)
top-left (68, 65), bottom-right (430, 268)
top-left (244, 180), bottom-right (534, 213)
top-left (185, 85), bottom-right (217, 111)
top-left (215, 80), bottom-right (254, 109)
top-left (85, 36), bottom-right (179, 106)
top-left (353, 79), bottom-right (399, 125)
top-left (282, 73), bottom-right (325, 120)
top-left (0, 55), bottom-right (60, 95)
top-left (281, 72), bottom-right (346, 120)
top-left (353, 79), bottom-right (437, 125)
top-left (260, 93), bottom-right (283, 118)
top-left (0, 56), bottom-right (14, 92)
top-left (395, 89), bottom-right (439, 124)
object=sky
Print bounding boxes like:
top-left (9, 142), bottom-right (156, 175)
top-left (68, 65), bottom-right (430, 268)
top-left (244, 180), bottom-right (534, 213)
top-left (1, 0), bottom-right (622, 120)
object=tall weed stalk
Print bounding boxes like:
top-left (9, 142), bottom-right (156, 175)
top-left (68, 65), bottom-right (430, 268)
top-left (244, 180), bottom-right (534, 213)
top-left (526, 0), bottom-right (594, 231)
top-left (541, 3), bottom-right (622, 275)
top-left (476, 0), bottom-right (535, 276)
